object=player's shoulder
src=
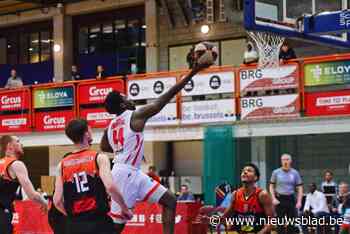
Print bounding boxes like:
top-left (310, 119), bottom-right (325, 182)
top-left (272, 168), bottom-right (282, 174)
top-left (11, 159), bottom-right (25, 168)
top-left (257, 188), bottom-right (271, 202)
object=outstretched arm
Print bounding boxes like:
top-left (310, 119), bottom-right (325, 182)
top-left (131, 65), bottom-right (209, 132)
top-left (97, 153), bottom-right (132, 219)
top-left (10, 161), bottom-right (48, 209)
top-left (258, 190), bottom-right (275, 234)
top-left (53, 163), bottom-right (67, 215)
top-left (221, 191), bottom-right (236, 219)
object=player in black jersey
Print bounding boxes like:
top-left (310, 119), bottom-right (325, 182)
top-left (53, 119), bottom-right (132, 234)
top-left (0, 135), bottom-right (48, 234)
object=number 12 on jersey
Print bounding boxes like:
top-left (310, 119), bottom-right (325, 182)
top-left (73, 171), bottom-right (89, 193)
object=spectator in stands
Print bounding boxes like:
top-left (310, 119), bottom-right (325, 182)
top-left (279, 41), bottom-right (296, 63)
top-left (304, 183), bottom-right (330, 216)
top-left (177, 184), bottom-right (195, 202)
top-left (5, 69), bottom-right (23, 89)
top-left (333, 182), bottom-right (349, 212)
top-left (330, 182), bottom-right (349, 234)
top-left (243, 41), bottom-right (258, 64)
top-left (321, 170), bottom-right (338, 194)
top-left (71, 65), bottom-right (82, 81)
top-left (147, 165), bottom-right (161, 183)
top-left (342, 190), bottom-right (350, 233)
top-left (96, 65), bottom-right (106, 80)
top-left (303, 183), bottom-right (330, 234)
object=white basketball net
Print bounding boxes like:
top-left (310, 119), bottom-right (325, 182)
top-left (248, 31), bottom-right (285, 69)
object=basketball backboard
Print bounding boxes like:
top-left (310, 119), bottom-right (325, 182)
top-left (244, 0), bottom-right (350, 47)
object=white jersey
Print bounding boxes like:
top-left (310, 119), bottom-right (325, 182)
top-left (107, 110), bottom-right (144, 169)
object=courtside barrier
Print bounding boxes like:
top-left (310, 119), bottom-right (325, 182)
top-left (32, 82), bottom-right (76, 132)
top-left (0, 87), bottom-right (32, 132)
top-left (77, 77), bottom-right (124, 128)
top-left (127, 71), bottom-right (181, 126)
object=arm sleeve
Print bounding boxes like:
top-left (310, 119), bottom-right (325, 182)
top-left (295, 170), bottom-right (303, 186)
top-left (270, 170), bottom-right (277, 184)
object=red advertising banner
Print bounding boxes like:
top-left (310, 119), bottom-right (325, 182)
top-left (78, 79), bottom-right (125, 105)
top-left (240, 94), bottom-right (300, 120)
top-left (11, 201), bottom-right (200, 234)
top-left (13, 201), bottom-right (52, 234)
top-left (0, 113), bottom-right (31, 132)
top-left (0, 88), bottom-right (30, 111)
top-left (123, 202), bottom-right (201, 234)
top-left (34, 110), bottom-right (75, 131)
top-left (305, 90), bottom-right (350, 116)
top-left (80, 108), bottom-right (115, 128)
top-left (239, 64), bottom-right (299, 93)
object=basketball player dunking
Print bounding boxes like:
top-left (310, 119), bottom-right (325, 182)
top-left (100, 63), bottom-right (209, 234)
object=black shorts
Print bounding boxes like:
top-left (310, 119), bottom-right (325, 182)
top-left (0, 207), bottom-right (13, 234)
top-left (66, 214), bottom-right (115, 234)
top-left (48, 205), bottom-right (67, 234)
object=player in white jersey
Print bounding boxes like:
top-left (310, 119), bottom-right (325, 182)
top-left (100, 63), bottom-right (209, 234)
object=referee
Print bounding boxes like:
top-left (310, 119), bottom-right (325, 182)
top-left (269, 153), bottom-right (303, 234)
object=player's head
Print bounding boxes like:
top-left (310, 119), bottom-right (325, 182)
top-left (241, 163), bottom-right (260, 184)
top-left (65, 119), bottom-right (93, 146)
top-left (180, 184), bottom-right (189, 194)
top-left (339, 181), bottom-right (349, 195)
top-left (281, 153), bottom-right (292, 169)
top-left (324, 170), bottom-right (333, 182)
top-left (281, 41), bottom-right (289, 52)
top-left (308, 183), bottom-right (317, 193)
top-left (104, 91), bottom-right (136, 115)
top-left (0, 135), bottom-right (24, 158)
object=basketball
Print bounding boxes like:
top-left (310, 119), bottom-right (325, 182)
top-left (194, 42), bottom-right (219, 66)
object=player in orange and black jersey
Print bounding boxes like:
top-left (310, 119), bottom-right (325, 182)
top-left (222, 164), bottom-right (274, 234)
top-left (0, 135), bottom-right (48, 234)
top-left (53, 119), bottom-right (132, 234)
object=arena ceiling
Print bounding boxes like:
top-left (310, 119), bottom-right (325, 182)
top-left (0, 0), bottom-right (85, 15)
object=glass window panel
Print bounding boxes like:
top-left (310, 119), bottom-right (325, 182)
top-left (221, 39), bottom-right (246, 66)
top-left (114, 20), bottom-right (127, 48)
top-left (256, 0), bottom-right (280, 21)
top-left (101, 23), bottom-right (114, 54)
top-left (40, 31), bottom-right (51, 62)
top-left (140, 19), bottom-right (146, 47)
top-left (79, 27), bottom-right (89, 54)
top-left (0, 38), bottom-right (7, 64)
top-left (286, 0), bottom-right (312, 19)
top-left (127, 19), bottom-right (139, 47)
top-left (316, 0), bottom-right (342, 13)
top-left (137, 46), bottom-right (146, 73)
top-left (169, 45), bottom-right (193, 71)
top-left (19, 33), bottom-right (29, 64)
top-left (89, 24), bottom-right (101, 54)
top-left (7, 35), bottom-right (17, 64)
top-left (29, 32), bottom-right (39, 63)
top-left (118, 47), bottom-right (137, 74)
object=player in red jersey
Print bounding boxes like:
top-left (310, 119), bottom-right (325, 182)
top-left (100, 64), bottom-right (209, 234)
top-left (0, 135), bottom-right (48, 234)
top-left (221, 163), bottom-right (274, 234)
top-left (53, 119), bottom-right (132, 234)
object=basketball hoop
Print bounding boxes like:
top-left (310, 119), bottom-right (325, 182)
top-left (248, 31), bottom-right (285, 69)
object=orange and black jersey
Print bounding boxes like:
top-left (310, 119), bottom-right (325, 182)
top-left (61, 149), bottom-right (109, 219)
top-left (231, 187), bottom-right (266, 233)
top-left (0, 157), bottom-right (20, 210)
